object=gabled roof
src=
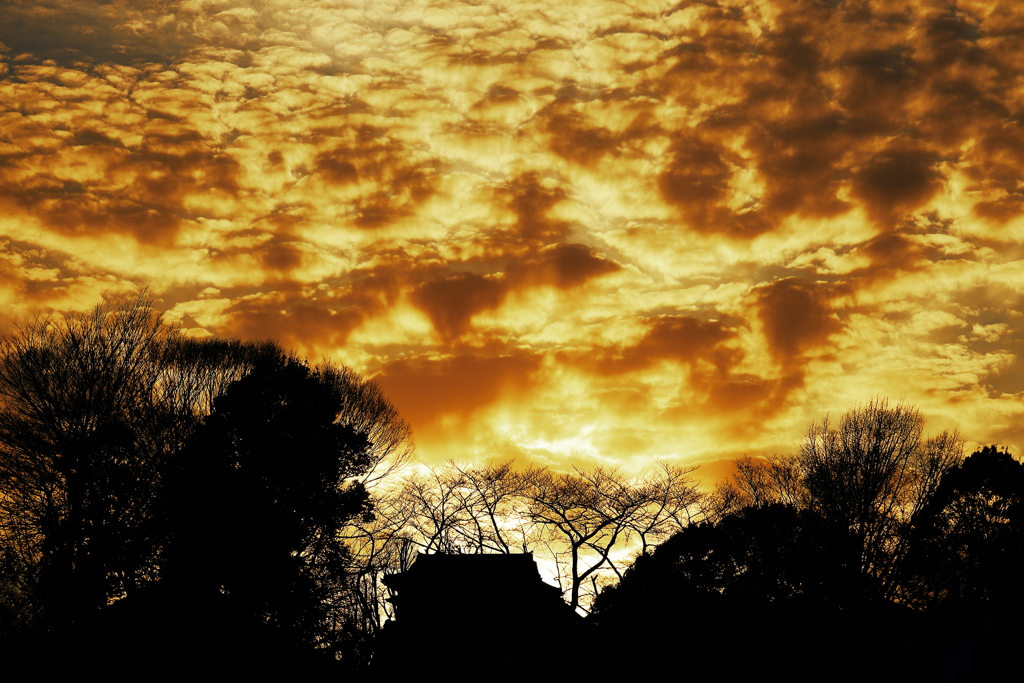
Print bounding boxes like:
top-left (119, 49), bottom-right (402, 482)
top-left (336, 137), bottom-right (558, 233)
top-left (384, 552), bottom-right (554, 593)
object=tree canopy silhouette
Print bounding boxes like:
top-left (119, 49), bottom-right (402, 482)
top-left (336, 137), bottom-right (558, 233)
top-left (591, 498), bottom-right (872, 630)
top-left (715, 398), bottom-right (964, 602)
top-left (163, 355), bottom-right (373, 649)
top-left (0, 295), bottom-right (197, 627)
top-left (0, 295), bottom-right (410, 658)
top-left (592, 407), bottom-right (1024, 682)
top-left (902, 445), bottom-right (1024, 610)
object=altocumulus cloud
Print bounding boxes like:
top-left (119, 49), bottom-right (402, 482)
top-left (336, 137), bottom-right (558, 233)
top-left (2, 0), bottom-right (1024, 474)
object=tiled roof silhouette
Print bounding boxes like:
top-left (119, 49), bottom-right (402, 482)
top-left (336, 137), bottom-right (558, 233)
top-left (374, 552), bottom-right (587, 677)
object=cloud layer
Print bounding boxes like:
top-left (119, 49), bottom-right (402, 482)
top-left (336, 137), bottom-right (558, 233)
top-left (2, 0), bottom-right (1023, 476)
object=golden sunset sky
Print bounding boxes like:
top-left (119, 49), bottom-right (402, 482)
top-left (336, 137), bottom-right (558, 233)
top-left (1, 0), bottom-right (1022, 481)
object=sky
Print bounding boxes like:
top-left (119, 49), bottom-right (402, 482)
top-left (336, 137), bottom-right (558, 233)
top-left (1, 0), bottom-right (1022, 482)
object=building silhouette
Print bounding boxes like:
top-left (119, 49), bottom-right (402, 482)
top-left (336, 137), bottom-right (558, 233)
top-left (373, 553), bottom-right (587, 677)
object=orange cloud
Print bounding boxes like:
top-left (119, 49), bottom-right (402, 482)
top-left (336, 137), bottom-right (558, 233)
top-left (756, 279), bottom-right (842, 366)
top-left (412, 272), bottom-right (508, 341)
top-left (375, 351), bottom-right (543, 434)
top-left (3, 0), bottom-right (1024, 472)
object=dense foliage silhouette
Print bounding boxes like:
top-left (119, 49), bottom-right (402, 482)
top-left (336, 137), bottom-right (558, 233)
top-left (902, 445), bottom-right (1024, 610)
top-left (163, 356), bottom-right (373, 648)
top-left (715, 399), bottom-right (964, 601)
top-left (592, 404), bottom-right (1023, 681)
top-left (2, 298), bottom-right (1021, 680)
top-left (0, 297), bottom-right (245, 629)
top-left (0, 296), bottom-right (408, 671)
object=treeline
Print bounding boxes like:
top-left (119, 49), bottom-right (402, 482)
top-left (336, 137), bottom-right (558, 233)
top-left (2, 296), bottom-right (1022, 679)
top-left (343, 458), bottom-right (705, 637)
top-left (592, 401), bottom-right (1024, 681)
top-left (0, 296), bottom-right (412, 671)
top-left (0, 296), bottom-right (706, 670)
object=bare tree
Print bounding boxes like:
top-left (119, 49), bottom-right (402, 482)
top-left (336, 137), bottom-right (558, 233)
top-left (712, 454), bottom-right (807, 518)
top-left (627, 462), bottom-right (707, 556)
top-left (716, 398), bottom-right (964, 602)
top-left (315, 364), bottom-right (413, 487)
top-left (0, 294), bottom-right (179, 623)
top-left (447, 461), bottom-right (534, 554)
top-left (385, 462), bottom-right (535, 556)
top-left (335, 485), bottom-right (417, 651)
top-left (394, 465), bottom-right (474, 554)
top-left (347, 460), bottom-right (706, 619)
top-left (335, 461), bottom-right (532, 649)
top-left (522, 465), bottom-right (700, 612)
top-left (800, 399), bottom-right (963, 596)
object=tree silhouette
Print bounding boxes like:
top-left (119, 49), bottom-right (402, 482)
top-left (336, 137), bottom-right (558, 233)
top-left (590, 500), bottom-right (932, 683)
top-left (523, 465), bottom-right (680, 611)
top-left (800, 400), bottom-right (963, 598)
top-left (315, 363), bottom-right (412, 487)
top-left (0, 296), bottom-right (405, 660)
top-left (162, 355), bottom-right (373, 651)
top-left (903, 445), bottom-right (1024, 609)
top-left (336, 459), bottom-right (705, 637)
top-left (0, 295), bottom-right (184, 626)
top-left (592, 403), bottom-right (1012, 682)
top-left (592, 504), bottom-right (857, 625)
top-left (717, 399), bottom-right (964, 602)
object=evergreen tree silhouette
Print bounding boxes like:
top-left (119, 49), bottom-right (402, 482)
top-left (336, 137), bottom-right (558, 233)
top-left (163, 355), bottom-right (372, 651)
